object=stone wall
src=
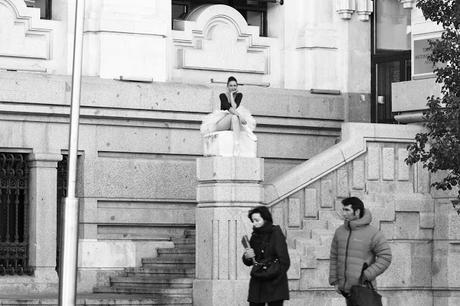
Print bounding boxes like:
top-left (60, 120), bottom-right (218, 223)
top-left (0, 71), bottom-right (343, 293)
top-left (265, 123), bottom-right (460, 305)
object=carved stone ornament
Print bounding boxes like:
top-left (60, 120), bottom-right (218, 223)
top-left (172, 4), bottom-right (270, 74)
top-left (400, 0), bottom-right (416, 9)
top-left (0, 0), bottom-right (52, 60)
top-left (336, 0), bottom-right (355, 20)
top-left (356, 0), bottom-right (373, 21)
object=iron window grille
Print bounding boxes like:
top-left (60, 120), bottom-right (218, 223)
top-left (55, 155), bottom-right (68, 274)
top-left (0, 153), bottom-right (32, 276)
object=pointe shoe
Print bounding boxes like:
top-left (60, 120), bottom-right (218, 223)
top-left (246, 130), bottom-right (257, 141)
top-left (243, 125), bottom-right (257, 141)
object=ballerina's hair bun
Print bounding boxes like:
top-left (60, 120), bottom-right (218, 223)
top-left (227, 76), bottom-right (238, 85)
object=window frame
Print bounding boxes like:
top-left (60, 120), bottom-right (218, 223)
top-left (25, 0), bottom-right (52, 20)
top-left (172, 0), bottom-right (270, 37)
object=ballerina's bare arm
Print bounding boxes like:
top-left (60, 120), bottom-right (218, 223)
top-left (228, 92), bottom-right (247, 125)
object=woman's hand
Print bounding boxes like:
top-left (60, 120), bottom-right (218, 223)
top-left (244, 248), bottom-right (255, 259)
top-left (240, 117), bottom-right (247, 125)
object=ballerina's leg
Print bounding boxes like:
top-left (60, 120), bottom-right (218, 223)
top-left (214, 113), bottom-right (233, 131)
top-left (230, 115), bottom-right (240, 155)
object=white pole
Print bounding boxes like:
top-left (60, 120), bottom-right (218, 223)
top-left (58, 0), bottom-right (85, 304)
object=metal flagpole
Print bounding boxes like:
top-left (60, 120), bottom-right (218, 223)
top-left (58, 0), bottom-right (85, 304)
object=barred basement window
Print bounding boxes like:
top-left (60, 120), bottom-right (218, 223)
top-left (172, 0), bottom-right (280, 37)
top-left (0, 153), bottom-right (32, 276)
top-left (25, 0), bottom-right (52, 20)
top-left (55, 155), bottom-right (68, 273)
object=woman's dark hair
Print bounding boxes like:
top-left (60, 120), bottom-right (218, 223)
top-left (248, 206), bottom-right (273, 223)
top-left (342, 197), bottom-right (365, 218)
top-left (227, 76), bottom-right (238, 85)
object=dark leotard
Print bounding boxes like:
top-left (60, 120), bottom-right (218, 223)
top-left (219, 92), bottom-right (243, 111)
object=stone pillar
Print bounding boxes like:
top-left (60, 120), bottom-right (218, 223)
top-left (28, 153), bottom-right (62, 287)
top-left (193, 156), bottom-right (264, 306)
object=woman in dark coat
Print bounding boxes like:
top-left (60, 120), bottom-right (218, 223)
top-left (243, 206), bottom-right (290, 306)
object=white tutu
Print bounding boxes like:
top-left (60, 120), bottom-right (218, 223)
top-left (200, 105), bottom-right (256, 135)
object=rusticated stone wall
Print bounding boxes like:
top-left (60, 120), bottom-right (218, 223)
top-left (265, 123), bottom-right (460, 305)
top-left (0, 71), bottom-right (343, 294)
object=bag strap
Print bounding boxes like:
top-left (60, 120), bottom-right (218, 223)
top-left (359, 263), bottom-right (376, 290)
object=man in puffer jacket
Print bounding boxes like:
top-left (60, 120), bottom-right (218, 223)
top-left (329, 197), bottom-right (392, 305)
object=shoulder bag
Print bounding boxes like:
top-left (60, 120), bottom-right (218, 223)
top-left (248, 229), bottom-right (282, 280)
top-left (348, 263), bottom-right (383, 306)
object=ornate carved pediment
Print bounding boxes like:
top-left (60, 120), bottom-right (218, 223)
top-left (173, 4), bottom-right (270, 74)
top-left (336, 0), bottom-right (415, 21)
top-left (0, 0), bottom-right (51, 60)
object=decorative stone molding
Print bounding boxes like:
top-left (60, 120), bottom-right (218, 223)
top-left (400, 0), bottom-right (416, 9)
top-left (336, 0), bottom-right (355, 20)
top-left (356, 0), bottom-right (373, 21)
top-left (0, 0), bottom-right (52, 60)
top-left (172, 4), bottom-right (270, 74)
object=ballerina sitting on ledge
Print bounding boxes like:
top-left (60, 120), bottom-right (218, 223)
top-left (200, 76), bottom-right (257, 156)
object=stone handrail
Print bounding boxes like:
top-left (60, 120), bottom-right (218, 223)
top-left (264, 122), bottom-right (424, 206)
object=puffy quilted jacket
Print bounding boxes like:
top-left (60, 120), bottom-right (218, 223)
top-left (329, 209), bottom-right (392, 292)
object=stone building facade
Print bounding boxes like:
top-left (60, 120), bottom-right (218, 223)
top-left (0, 0), bottom-right (458, 305)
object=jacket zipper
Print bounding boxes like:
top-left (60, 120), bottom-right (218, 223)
top-left (343, 223), bottom-right (352, 290)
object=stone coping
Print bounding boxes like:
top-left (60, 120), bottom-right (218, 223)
top-left (264, 123), bottom-right (424, 205)
top-left (0, 71), bottom-right (344, 120)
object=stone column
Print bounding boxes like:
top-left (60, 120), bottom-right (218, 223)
top-left (193, 156), bottom-right (264, 306)
top-left (28, 153), bottom-right (62, 288)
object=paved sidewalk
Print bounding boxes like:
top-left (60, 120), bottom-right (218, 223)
top-left (0, 293), bottom-right (192, 305)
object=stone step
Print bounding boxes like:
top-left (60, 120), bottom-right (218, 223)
top-left (157, 248), bottom-right (195, 255)
top-left (142, 256), bottom-right (195, 266)
top-left (140, 264), bottom-right (196, 271)
top-left (125, 267), bottom-right (195, 278)
top-left (111, 276), bottom-right (193, 288)
top-left (318, 210), bottom-right (343, 229)
top-left (172, 238), bottom-right (195, 245)
top-left (110, 276), bottom-right (193, 290)
top-left (184, 229), bottom-right (196, 238)
top-left (156, 253), bottom-right (196, 261)
top-left (311, 228), bottom-right (334, 245)
top-left (94, 286), bottom-right (192, 296)
top-left (0, 294), bottom-right (192, 306)
top-left (171, 244), bottom-right (195, 250)
top-left (303, 219), bottom-right (328, 236)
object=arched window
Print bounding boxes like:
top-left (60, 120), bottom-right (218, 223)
top-left (172, 0), bottom-right (279, 37)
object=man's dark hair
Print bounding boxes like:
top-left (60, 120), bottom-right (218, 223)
top-left (342, 197), bottom-right (365, 218)
top-left (248, 205), bottom-right (273, 223)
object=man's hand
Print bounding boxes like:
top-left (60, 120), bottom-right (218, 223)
top-left (244, 248), bottom-right (255, 259)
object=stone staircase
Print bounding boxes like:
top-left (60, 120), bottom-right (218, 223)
top-left (0, 230), bottom-right (196, 305)
top-left (93, 229), bottom-right (196, 305)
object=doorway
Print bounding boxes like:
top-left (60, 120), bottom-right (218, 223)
top-left (372, 51), bottom-right (411, 123)
top-left (371, 0), bottom-right (411, 123)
